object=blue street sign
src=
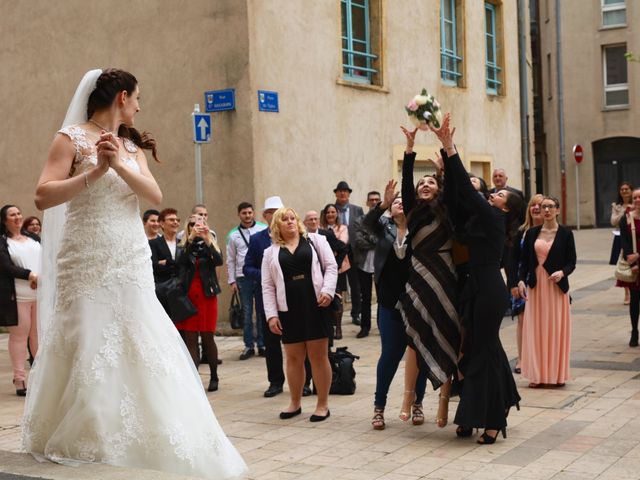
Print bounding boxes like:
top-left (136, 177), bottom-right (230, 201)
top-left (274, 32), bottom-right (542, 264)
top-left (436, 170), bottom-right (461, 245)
top-left (193, 113), bottom-right (211, 143)
top-left (258, 90), bottom-right (279, 112)
top-left (205, 89), bottom-right (235, 112)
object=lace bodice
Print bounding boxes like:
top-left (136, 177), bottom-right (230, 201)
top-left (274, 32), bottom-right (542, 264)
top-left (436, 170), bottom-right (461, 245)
top-left (55, 125), bottom-right (154, 311)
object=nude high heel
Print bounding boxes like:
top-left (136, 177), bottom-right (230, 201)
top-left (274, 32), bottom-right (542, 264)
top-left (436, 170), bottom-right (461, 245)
top-left (399, 390), bottom-right (415, 422)
top-left (436, 393), bottom-right (449, 428)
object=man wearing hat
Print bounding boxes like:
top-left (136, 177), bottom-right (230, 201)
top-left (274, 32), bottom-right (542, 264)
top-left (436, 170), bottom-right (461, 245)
top-left (243, 196), bottom-right (286, 397)
top-left (333, 181), bottom-right (365, 325)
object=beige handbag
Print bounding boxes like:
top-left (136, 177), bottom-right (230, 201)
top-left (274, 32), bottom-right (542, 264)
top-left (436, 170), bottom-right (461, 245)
top-left (615, 213), bottom-right (638, 283)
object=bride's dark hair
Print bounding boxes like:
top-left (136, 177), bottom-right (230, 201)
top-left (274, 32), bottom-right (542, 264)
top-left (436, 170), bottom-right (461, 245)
top-left (87, 69), bottom-right (159, 162)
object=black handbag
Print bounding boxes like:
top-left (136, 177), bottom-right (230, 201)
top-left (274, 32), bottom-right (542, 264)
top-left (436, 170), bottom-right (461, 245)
top-left (329, 346), bottom-right (359, 394)
top-left (229, 291), bottom-right (244, 329)
top-left (308, 237), bottom-right (341, 311)
top-left (156, 277), bottom-right (197, 323)
top-left (313, 346), bottom-right (359, 395)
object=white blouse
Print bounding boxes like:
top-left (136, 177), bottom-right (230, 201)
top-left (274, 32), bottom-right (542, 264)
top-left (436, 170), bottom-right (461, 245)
top-left (7, 237), bottom-right (41, 302)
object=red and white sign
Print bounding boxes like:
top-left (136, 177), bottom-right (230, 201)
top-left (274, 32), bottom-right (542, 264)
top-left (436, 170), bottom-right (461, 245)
top-left (573, 144), bottom-right (584, 164)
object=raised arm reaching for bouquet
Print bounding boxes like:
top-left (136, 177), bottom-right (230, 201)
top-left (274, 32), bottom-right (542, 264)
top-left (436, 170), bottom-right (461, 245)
top-left (428, 112), bottom-right (522, 446)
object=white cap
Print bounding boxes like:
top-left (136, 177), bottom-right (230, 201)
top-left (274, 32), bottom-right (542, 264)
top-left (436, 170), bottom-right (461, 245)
top-left (263, 196), bottom-right (284, 211)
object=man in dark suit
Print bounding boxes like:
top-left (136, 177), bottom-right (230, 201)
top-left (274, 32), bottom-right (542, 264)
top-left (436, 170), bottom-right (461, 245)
top-left (243, 196), bottom-right (287, 398)
top-left (333, 181), bottom-right (365, 325)
top-left (303, 210), bottom-right (348, 340)
top-left (149, 208), bottom-right (182, 314)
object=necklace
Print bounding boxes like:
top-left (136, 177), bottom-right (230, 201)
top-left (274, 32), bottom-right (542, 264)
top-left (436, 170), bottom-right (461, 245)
top-left (89, 119), bottom-right (118, 136)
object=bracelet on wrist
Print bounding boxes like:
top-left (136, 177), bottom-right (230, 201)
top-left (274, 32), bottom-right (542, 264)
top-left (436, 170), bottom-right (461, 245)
top-left (83, 171), bottom-right (90, 189)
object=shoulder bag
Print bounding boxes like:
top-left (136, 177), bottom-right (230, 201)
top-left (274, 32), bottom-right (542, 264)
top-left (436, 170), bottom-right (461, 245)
top-left (229, 291), bottom-right (244, 330)
top-left (308, 237), bottom-right (341, 312)
top-left (615, 214), bottom-right (638, 283)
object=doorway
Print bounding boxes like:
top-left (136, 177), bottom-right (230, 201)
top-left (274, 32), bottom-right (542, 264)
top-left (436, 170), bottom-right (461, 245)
top-left (593, 137), bottom-right (640, 227)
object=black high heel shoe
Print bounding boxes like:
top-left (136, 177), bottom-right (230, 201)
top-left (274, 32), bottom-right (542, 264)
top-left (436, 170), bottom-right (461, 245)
top-left (505, 402), bottom-right (520, 418)
top-left (477, 427), bottom-right (507, 445)
top-left (208, 378), bottom-right (219, 392)
top-left (13, 379), bottom-right (26, 397)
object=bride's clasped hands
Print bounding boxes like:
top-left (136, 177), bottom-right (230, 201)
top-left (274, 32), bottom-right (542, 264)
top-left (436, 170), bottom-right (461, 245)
top-left (95, 131), bottom-right (122, 173)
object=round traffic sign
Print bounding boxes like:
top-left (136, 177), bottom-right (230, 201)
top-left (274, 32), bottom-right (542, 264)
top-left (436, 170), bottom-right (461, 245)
top-left (573, 144), bottom-right (584, 164)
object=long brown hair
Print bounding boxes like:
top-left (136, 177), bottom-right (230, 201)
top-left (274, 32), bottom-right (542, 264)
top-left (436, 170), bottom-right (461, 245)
top-left (87, 69), bottom-right (159, 162)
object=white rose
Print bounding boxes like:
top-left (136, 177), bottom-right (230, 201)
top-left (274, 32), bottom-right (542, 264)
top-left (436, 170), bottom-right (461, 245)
top-left (434, 109), bottom-right (443, 124)
top-left (423, 111), bottom-right (432, 120)
top-left (434, 100), bottom-right (440, 109)
top-left (413, 95), bottom-right (428, 106)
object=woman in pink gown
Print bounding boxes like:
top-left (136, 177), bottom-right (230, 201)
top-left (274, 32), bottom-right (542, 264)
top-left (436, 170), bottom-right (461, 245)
top-left (517, 196), bottom-right (576, 387)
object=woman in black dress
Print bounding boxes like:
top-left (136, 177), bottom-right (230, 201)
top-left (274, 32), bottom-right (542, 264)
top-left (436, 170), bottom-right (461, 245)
top-left (431, 114), bottom-right (522, 444)
top-left (262, 207), bottom-right (338, 422)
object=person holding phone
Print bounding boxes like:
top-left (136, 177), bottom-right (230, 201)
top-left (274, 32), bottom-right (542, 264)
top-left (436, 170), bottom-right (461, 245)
top-left (177, 214), bottom-right (224, 391)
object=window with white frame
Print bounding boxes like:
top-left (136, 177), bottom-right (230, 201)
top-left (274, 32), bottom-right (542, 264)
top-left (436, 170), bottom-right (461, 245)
top-left (440, 0), bottom-right (463, 86)
top-left (602, 0), bottom-right (626, 27)
top-left (603, 45), bottom-right (629, 107)
top-left (341, 0), bottom-right (380, 85)
top-left (484, 2), bottom-right (502, 95)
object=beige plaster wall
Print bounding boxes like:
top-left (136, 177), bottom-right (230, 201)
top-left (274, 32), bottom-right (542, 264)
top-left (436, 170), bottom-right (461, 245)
top-left (540, 0), bottom-right (639, 226)
top-left (245, 0), bottom-right (525, 213)
top-left (1, 0), bottom-right (528, 317)
top-left (0, 0), bottom-right (253, 236)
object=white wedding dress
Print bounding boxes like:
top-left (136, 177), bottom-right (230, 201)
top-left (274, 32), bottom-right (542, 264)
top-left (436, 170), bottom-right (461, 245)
top-left (22, 125), bottom-right (247, 479)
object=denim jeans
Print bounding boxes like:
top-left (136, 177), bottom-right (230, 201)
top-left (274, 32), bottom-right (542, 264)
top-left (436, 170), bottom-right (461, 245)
top-left (374, 305), bottom-right (427, 408)
top-left (237, 276), bottom-right (264, 349)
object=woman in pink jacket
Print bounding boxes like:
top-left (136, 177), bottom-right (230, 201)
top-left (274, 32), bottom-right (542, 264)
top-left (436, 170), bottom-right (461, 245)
top-left (262, 207), bottom-right (338, 422)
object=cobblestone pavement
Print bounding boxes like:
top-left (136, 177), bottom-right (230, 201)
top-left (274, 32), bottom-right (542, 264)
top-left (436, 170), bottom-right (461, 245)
top-left (1, 228), bottom-right (639, 480)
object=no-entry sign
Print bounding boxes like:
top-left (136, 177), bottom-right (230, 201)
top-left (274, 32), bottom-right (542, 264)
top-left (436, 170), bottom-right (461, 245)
top-left (573, 144), bottom-right (584, 164)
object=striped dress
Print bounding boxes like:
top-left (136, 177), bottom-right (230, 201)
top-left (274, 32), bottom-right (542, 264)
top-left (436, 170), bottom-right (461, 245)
top-left (398, 152), bottom-right (461, 390)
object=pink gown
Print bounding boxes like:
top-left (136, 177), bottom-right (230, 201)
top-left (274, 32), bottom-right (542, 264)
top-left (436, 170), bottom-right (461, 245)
top-left (521, 238), bottom-right (572, 384)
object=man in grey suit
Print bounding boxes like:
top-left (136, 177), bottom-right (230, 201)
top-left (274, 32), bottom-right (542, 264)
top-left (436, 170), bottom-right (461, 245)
top-left (333, 181), bottom-right (365, 325)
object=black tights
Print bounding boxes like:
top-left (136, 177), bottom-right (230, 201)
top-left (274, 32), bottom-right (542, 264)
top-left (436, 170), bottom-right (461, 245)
top-left (182, 331), bottom-right (218, 379)
top-left (630, 290), bottom-right (640, 331)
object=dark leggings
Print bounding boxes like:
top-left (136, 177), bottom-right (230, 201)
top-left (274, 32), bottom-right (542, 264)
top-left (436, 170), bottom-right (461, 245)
top-left (630, 290), bottom-right (640, 331)
top-left (183, 331), bottom-right (218, 379)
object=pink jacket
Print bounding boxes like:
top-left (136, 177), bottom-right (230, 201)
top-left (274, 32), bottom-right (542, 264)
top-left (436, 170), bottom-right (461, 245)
top-left (261, 232), bottom-right (338, 320)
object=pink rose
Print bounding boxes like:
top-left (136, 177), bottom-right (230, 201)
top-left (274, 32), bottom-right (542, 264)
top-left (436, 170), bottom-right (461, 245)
top-left (407, 100), bottom-right (419, 111)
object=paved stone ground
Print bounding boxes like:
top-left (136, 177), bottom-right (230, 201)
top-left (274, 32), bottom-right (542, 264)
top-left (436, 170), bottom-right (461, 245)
top-left (1, 228), bottom-right (639, 480)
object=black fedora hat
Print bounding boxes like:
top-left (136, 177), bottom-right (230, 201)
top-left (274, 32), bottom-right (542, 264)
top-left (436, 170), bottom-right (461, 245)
top-left (333, 181), bottom-right (352, 193)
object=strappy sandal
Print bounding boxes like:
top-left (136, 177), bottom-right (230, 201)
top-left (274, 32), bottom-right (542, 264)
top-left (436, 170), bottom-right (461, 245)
top-left (372, 407), bottom-right (385, 430)
top-left (436, 393), bottom-right (449, 428)
top-left (399, 390), bottom-right (415, 422)
top-left (411, 403), bottom-right (424, 425)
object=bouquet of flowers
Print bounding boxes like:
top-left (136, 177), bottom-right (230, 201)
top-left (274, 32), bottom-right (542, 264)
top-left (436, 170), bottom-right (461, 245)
top-left (405, 88), bottom-right (443, 129)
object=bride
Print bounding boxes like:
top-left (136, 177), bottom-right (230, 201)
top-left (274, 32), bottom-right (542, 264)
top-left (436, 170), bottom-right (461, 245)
top-left (22, 69), bottom-right (247, 479)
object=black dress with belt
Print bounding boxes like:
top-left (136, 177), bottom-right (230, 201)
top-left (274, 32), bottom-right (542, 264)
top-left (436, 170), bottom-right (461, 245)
top-left (443, 149), bottom-right (521, 430)
top-left (278, 239), bottom-right (331, 344)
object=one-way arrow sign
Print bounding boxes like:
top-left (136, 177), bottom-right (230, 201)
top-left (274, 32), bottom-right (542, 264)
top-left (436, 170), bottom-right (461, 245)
top-left (193, 113), bottom-right (211, 143)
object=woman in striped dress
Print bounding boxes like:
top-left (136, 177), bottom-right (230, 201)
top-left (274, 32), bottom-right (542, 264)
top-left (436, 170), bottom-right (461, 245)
top-left (397, 126), bottom-right (461, 428)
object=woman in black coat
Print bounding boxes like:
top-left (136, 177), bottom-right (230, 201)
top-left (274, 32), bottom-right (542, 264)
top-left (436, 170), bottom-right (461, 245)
top-left (516, 197), bottom-right (576, 387)
top-left (0, 205), bottom-right (40, 396)
top-left (431, 114), bottom-right (522, 445)
top-left (613, 188), bottom-right (640, 347)
top-left (177, 215), bottom-right (224, 392)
